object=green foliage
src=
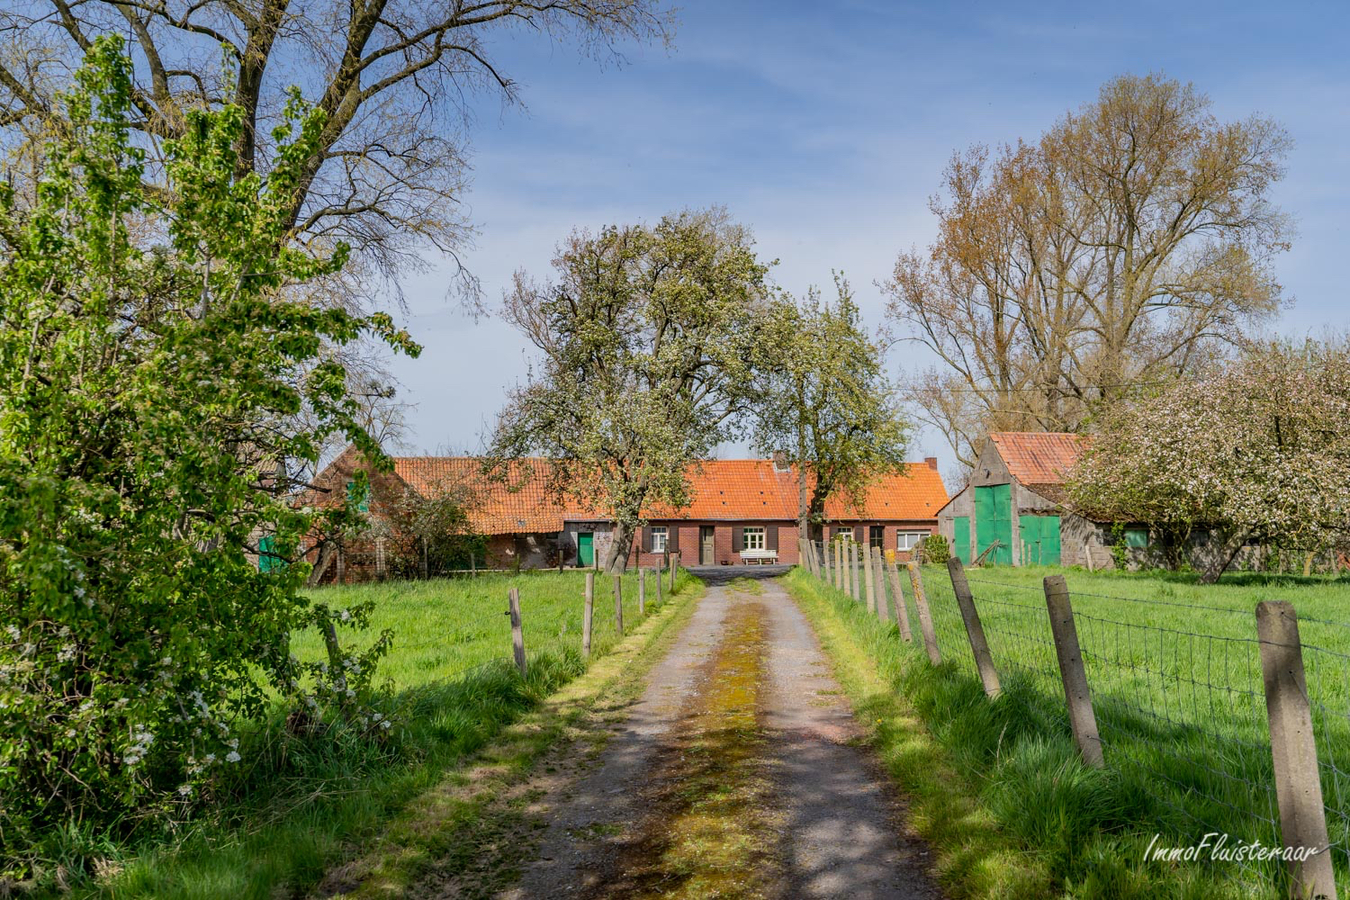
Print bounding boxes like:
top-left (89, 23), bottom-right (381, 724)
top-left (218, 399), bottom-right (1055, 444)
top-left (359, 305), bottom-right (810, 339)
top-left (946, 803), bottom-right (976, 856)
top-left (493, 208), bottom-right (771, 569)
top-left (752, 275), bottom-right (909, 533)
top-left (0, 38), bottom-right (416, 880)
top-left (918, 533), bottom-right (950, 564)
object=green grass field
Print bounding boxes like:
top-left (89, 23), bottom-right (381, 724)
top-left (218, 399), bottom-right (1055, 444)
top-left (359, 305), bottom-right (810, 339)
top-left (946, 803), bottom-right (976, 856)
top-left (73, 567), bottom-right (694, 900)
top-left (789, 562), bottom-right (1350, 899)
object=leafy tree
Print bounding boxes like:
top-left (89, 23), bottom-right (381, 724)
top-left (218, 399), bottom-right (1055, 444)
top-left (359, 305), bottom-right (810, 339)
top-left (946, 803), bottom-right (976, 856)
top-left (885, 74), bottom-right (1291, 466)
top-left (752, 276), bottom-right (909, 540)
top-left (0, 0), bottom-right (672, 450)
top-left (0, 38), bottom-right (416, 871)
top-left (491, 209), bottom-right (770, 572)
top-left (1067, 339), bottom-right (1350, 583)
top-left (385, 476), bottom-right (484, 577)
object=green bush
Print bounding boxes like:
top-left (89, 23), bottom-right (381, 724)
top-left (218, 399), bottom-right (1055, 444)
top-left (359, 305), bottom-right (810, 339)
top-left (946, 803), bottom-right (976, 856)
top-left (918, 533), bottom-right (950, 563)
top-left (0, 39), bottom-right (415, 882)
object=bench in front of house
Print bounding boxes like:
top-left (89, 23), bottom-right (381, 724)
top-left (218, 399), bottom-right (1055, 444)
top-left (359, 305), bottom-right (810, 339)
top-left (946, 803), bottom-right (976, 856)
top-left (738, 548), bottom-right (779, 565)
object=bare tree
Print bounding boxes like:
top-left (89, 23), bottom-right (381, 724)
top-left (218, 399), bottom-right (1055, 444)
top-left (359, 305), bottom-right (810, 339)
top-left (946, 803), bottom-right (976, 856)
top-left (885, 74), bottom-right (1292, 467)
top-left (0, 0), bottom-right (672, 296)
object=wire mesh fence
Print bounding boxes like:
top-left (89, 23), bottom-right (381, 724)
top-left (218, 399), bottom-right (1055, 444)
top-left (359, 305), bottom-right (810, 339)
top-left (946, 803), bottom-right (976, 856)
top-left (799, 538), bottom-right (1349, 897)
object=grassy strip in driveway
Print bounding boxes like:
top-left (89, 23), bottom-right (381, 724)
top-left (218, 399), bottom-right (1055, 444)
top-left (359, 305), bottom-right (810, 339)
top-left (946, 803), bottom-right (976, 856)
top-left (319, 574), bottom-right (706, 899)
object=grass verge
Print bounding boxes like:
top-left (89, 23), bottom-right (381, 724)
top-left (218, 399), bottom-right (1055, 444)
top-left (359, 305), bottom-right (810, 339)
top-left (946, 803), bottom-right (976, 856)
top-left (326, 573), bottom-right (706, 899)
top-left (783, 567), bottom-right (1268, 900)
top-left (69, 570), bottom-right (699, 900)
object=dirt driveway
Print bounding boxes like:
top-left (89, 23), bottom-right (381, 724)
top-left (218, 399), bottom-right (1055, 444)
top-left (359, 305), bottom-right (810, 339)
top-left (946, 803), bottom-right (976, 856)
top-left (495, 575), bottom-right (943, 899)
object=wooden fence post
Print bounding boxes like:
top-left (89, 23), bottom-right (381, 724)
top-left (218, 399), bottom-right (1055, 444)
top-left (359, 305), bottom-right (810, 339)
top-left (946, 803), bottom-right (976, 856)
top-left (639, 569), bottom-right (647, 616)
top-left (836, 540), bottom-right (844, 591)
top-left (907, 562), bottom-right (941, 665)
top-left (613, 575), bottom-right (624, 636)
top-left (320, 610), bottom-right (352, 717)
top-left (863, 541), bottom-right (878, 613)
top-left (508, 587), bottom-right (527, 679)
top-left (886, 556), bottom-right (912, 641)
top-left (946, 558), bottom-right (1001, 698)
top-left (583, 572), bottom-right (594, 657)
top-left (1256, 601), bottom-right (1339, 900)
top-left (669, 551), bottom-right (677, 593)
top-left (654, 564), bottom-right (663, 604)
top-left (1043, 575), bottom-right (1103, 767)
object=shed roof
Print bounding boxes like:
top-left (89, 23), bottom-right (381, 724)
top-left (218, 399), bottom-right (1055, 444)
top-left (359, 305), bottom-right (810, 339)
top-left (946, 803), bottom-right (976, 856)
top-left (987, 432), bottom-right (1086, 493)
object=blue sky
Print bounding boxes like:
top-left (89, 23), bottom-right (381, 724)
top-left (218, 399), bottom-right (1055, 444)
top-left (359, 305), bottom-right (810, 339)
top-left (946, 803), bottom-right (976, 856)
top-left (380, 0), bottom-right (1350, 479)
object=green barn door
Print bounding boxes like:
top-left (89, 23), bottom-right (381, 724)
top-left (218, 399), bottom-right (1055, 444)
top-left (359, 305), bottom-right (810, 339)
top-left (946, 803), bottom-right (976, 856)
top-left (952, 516), bottom-right (971, 564)
top-left (1018, 515), bottom-right (1061, 565)
top-left (577, 532), bottom-right (594, 567)
top-left (975, 484), bottom-right (1012, 565)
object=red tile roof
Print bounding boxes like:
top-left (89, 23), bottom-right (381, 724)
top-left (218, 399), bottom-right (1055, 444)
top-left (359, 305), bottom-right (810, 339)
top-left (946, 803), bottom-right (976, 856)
top-left (987, 432), bottom-right (1086, 490)
top-left (385, 456), bottom-right (948, 534)
top-left (393, 457), bottom-right (573, 535)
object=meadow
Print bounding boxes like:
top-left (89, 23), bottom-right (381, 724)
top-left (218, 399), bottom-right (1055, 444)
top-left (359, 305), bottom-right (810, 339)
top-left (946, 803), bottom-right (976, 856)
top-left (72, 567), bottom-right (694, 900)
top-left (788, 562), bottom-right (1350, 899)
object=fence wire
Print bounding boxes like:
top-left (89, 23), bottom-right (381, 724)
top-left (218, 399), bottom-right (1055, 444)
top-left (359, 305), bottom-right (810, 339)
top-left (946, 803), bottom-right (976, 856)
top-left (800, 544), bottom-right (1350, 895)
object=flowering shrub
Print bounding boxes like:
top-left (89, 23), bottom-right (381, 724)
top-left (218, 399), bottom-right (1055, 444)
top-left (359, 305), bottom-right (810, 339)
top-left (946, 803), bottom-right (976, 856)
top-left (0, 39), bottom-right (416, 876)
top-left (1068, 339), bottom-right (1350, 582)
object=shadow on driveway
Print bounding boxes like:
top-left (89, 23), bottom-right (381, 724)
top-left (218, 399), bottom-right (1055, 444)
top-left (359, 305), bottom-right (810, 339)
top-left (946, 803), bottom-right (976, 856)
top-left (686, 565), bottom-right (794, 586)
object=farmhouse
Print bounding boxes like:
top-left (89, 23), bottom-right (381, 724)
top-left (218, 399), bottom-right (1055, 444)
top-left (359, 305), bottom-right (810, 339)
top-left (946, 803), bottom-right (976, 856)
top-left (303, 447), bottom-right (949, 580)
top-left (936, 432), bottom-right (1137, 569)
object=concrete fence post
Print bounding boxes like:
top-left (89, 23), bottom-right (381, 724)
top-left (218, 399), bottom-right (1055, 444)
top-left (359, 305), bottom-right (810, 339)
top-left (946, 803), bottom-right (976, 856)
top-left (669, 551), bottom-right (678, 593)
top-left (872, 547), bottom-right (890, 623)
top-left (1043, 575), bottom-right (1103, 767)
top-left (654, 563), bottom-right (663, 604)
top-left (885, 556), bottom-right (912, 641)
top-left (583, 572), bottom-right (594, 657)
top-left (849, 541), bottom-right (860, 601)
top-left (638, 569), bottom-right (647, 616)
top-left (1256, 601), bottom-right (1338, 900)
top-left (508, 587), bottom-right (527, 679)
top-left (613, 574), bottom-right (624, 637)
top-left (946, 558), bottom-right (1001, 698)
top-left (863, 541), bottom-right (878, 614)
top-left (907, 562), bottom-right (942, 665)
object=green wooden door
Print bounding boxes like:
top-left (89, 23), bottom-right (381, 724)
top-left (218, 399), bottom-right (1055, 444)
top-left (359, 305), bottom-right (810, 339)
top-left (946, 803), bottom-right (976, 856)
top-left (975, 484), bottom-right (1012, 565)
top-left (578, 532), bottom-right (594, 567)
top-left (952, 516), bottom-right (971, 564)
top-left (1018, 515), bottom-right (1061, 565)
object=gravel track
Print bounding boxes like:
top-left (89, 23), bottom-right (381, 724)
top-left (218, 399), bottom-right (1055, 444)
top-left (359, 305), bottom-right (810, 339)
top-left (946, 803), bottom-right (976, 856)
top-left (494, 574), bottom-right (943, 899)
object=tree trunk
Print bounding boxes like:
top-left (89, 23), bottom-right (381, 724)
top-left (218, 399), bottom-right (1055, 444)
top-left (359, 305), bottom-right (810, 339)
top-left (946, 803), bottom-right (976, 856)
top-left (1200, 529), bottom-right (1249, 585)
top-left (307, 540), bottom-right (336, 587)
top-left (605, 523), bottom-right (635, 574)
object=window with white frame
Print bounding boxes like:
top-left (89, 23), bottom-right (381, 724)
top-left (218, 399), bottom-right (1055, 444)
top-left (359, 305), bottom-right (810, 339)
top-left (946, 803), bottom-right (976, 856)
top-left (833, 527), bottom-right (854, 541)
top-left (742, 526), bottom-right (766, 551)
top-left (896, 531), bottom-right (927, 551)
top-left (650, 526), bottom-right (668, 553)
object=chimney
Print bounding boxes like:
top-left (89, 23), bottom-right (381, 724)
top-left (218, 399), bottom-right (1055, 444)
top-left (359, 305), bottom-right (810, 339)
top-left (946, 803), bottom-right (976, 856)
top-left (924, 456), bottom-right (938, 471)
